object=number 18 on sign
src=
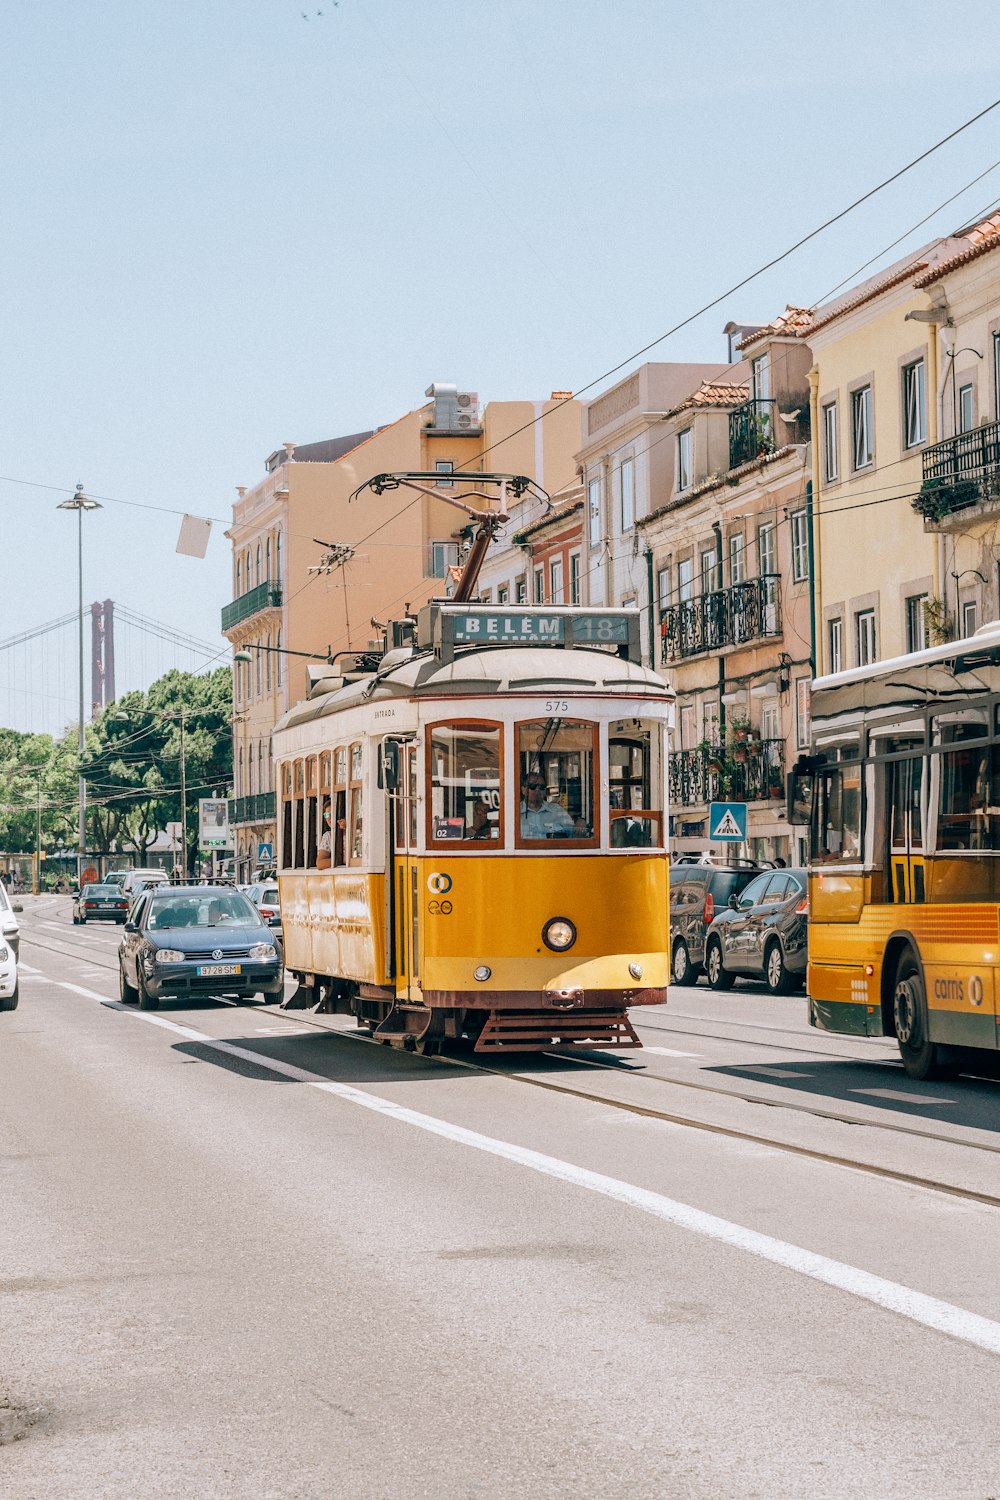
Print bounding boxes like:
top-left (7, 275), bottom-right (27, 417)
top-left (709, 802), bottom-right (748, 842)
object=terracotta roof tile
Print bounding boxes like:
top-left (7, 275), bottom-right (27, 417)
top-left (807, 260), bottom-right (929, 335)
top-left (664, 380), bottom-right (749, 420)
top-left (736, 306), bottom-right (815, 351)
top-left (914, 212), bottom-right (1000, 287)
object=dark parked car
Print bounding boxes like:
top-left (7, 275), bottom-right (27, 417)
top-left (669, 861), bottom-right (760, 985)
top-left (704, 868), bottom-right (808, 994)
top-left (73, 882), bottom-right (130, 925)
top-left (118, 885), bottom-right (284, 1011)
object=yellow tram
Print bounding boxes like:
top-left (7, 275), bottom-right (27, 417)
top-left (271, 600), bottom-right (673, 1051)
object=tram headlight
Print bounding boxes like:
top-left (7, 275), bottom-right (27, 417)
top-left (543, 917), bottom-right (576, 952)
top-left (473, 965), bottom-right (491, 982)
top-left (629, 962), bottom-right (643, 981)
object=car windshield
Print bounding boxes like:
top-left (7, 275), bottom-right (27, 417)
top-left (147, 892), bottom-right (261, 930)
top-left (88, 884), bottom-right (119, 896)
top-left (262, 888), bottom-right (279, 905)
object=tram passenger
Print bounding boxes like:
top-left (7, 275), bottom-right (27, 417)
top-left (317, 802), bottom-right (332, 870)
top-left (467, 799), bottom-right (496, 840)
top-left (520, 770), bottom-right (575, 839)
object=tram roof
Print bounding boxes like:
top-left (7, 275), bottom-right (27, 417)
top-left (273, 644), bottom-right (672, 735)
top-left (812, 621), bottom-right (1000, 721)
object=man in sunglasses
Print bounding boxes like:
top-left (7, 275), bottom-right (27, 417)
top-left (520, 769), bottom-right (575, 839)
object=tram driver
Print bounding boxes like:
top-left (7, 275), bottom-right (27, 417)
top-left (520, 769), bottom-right (576, 839)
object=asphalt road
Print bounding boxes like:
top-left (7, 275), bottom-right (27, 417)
top-left (3, 896), bottom-right (1000, 1499)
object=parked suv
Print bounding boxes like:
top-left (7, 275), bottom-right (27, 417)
top-left (704, 868), bottom-right (808, 994)
top-left (669, 860), bottom-right (760, 986)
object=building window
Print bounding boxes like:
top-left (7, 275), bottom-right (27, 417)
top-left (620, 457), bottom-right (635, 532)
top-left (903, 360), bottom-right (926, 448)
top-left (245, 549), bottom-right (252, 589)
top-left (497, 585), bottom-right (509, 606)
top-left (516, 577), bottom-right (527, 604)
top-left (588, 477), bottom-right (601, 545)
top-left (729, 533), bottom-right (745, 585)
top-left (700, 548), bottom-right (718, 596)
top-left (276, 531), bottom-right (282, 584)
top-left (533, 566), bottom-right (544, 604)
top-left (856, 608), bottom-right (877, 666)
top-left (550, 558), bottom-right (564, 604)
top-left (266, 630), bottom-right (272, 691)
top-left (276, 628), bottom-right (282, 687)
top-left (906, 594), bottom-right (929, 653)
top-left (796, 679), bottom-right (811, 749)
top-left (677, 429), bottom-right (692, 492)
top-left (962, 599), bottom-right (978, 638)
top-left (236, 558), bottom-right (242, 596)
top-left (656, 566), bottom-right (670, 613)
top-left (994, 333), bottom-right (1000, 420)
top-left (248, 743), bottom-right (255, 797)
top-left (238, 747), bottom-right (244, 798)
top-left (959, 383), bottom-right (975, 434)
top-left (852, 384), bottom-right (873, 469)
top-left (679, 704), bottom-right (696, 750)
top-left (256, 543), bottom-right (262, 585)
top-left (678, 558), bottom-right (693, 602)
top-left (828, 617), bottom-right (843, 674)
top-left (265, 537), bottom-right (272, 580)
top-left (435, 459), bottom-right (454, 489)
top-left (757, 522), bottom-right (776, 578)
top-left (702, 698), bottom-right (719, 743)
top-left (790, 510), bottom-right (809, 582)
top-left (752, 353), bottom-right (771, 404)
top-left (429, 540), bottom-right (459, 578)
top-left (256, 641), bottom-right (262, 696)
top-left (822, 402), bottom-right (838, 482)
top-left (569, 553), bottom-right (581, 604)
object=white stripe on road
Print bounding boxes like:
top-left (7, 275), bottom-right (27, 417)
top-left (634, 1045), bottom-right (699, 1059)
top-left (47, 975), bottom-right (1000, 1360)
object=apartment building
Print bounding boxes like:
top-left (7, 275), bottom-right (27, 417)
top-left (224, 385), bottom-right (582, 876)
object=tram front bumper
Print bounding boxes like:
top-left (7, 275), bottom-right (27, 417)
top-left (422, 952), bottom-right (668, 1008)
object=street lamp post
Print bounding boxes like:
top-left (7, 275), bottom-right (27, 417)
top-left (58, 484), bottom-right (102, 888)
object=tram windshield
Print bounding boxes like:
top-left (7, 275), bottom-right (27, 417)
top-left (428, 723), bottom-right (502, 845)
top-left (608, 720), bottom-right (663, 848)
top-left (517, 719), bottom-right (596, 845)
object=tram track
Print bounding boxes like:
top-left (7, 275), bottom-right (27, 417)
top-left (23, 930), bottom-right (1000, 1205)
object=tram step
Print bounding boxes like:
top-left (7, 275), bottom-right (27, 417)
top-left (474, 1008), bottom-right (641, 1052)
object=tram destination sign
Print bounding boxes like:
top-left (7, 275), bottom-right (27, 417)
top-left (424, 604), bottom-right (641, 664)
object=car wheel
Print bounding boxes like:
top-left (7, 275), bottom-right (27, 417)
top-left (765, 940), bottom-right (795, 995)
top-left (119, 961), bottom-right (139, 1006)
top-left (706, 939), bottom-right (735, 991)
top-left (0, 984), bottom-right (18, 1012)
top-left (672, 940), bottom-right (695, 987)
top-left (137, 970), bottom-right (160, 1011)
top-left (893, 951), bottom-right (952, 1080)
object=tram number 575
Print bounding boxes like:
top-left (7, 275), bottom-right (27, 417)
top-left (545, 700), bottom-right (568, 713)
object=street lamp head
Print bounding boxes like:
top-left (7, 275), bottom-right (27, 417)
top-left (233, 650), bottom-right (252, 664)
top-left (57, 483), bottom-right (103, 513)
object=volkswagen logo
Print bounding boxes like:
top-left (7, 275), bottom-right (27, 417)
top-left (212, 948), bottom-right (223, 960)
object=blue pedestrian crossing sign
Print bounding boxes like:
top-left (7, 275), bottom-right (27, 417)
top-left (257, 841), bottom-right (274, 864)
top-left (709, 802), bottom-right (747, 842)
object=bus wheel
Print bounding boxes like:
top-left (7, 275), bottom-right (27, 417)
top-left (893, 953), bottom-right (951, 1080)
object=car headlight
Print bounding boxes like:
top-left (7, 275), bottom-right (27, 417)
top-left (249, 943), bottom-right (277, 961)
top-left (0, 945), bottom-right (8, 961)
top-left (542, 917), bottom-right (576, 952)
top-left (156, 949), bottom-right (185, 964)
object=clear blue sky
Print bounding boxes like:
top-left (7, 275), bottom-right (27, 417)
top-left (5, 0), bottom-right (1000, 730)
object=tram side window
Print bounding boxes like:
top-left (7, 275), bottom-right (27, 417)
top-left (293, 760), bottom-right (306, 868)
top-left (349, 742), bottom-right (364, 864)
top-left (935, 723), bottom-right (1000, 851)
top-left (280, 763), bottom-right (292, 869)
top-left (305, 755), bottom-right (318, 867)
top-left (517, 720), bottom-right (596, 845)
top-left (609, 720), bottom-right (663, 848)
top-left (812, 748), bottom-right (862, 863)
top-left (428, 723), bottom-right (502, 845)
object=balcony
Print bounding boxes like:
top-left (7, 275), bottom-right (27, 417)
top-left (728, 398), bottom-right (776, 470)
top-left (228, 792), bottom-right (276, 826)
top-left (660, 575), bottom-right (781, 663)
top-left (221, 581), bottom-right (282, 634)
top-left (669, 741), bottom-right (785, 808)
top-left (913, 421), bottom-right (1000, 527)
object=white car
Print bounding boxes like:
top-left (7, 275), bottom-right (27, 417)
top-left (0, 939), bottom-right (18, 1011)
top-left (0, 883), bottom-right (21, 960)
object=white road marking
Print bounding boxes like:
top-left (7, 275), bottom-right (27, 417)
top-left (48, 974), bottom-right (1000, 1360)
top-left (18, 962), bottom-right (41, 974)
top-left (852, 1088), bottom-right (953, 1105)
top-left (634, 1045), bottom-right (699, 1059)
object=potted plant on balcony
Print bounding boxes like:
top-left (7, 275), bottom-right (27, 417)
top-left (921, 595), bottom-right (954, 645)
top-left (767, 765), bottom-right (784, 800)
top-left (729, 712), bottom-right (751, 743)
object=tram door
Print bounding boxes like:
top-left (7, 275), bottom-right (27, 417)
top-left (393, 744), bottom-right (420, 1000)
top-left (886, 743), bottom-right (926, 904)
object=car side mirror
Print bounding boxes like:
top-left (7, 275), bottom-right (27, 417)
top-left (123, 920), bottom-right (138, 934)
top-left (728, 894), bottom-right (740, 909)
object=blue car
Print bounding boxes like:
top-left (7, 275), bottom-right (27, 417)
top-left (118, 884), bottom-right (284, 1011)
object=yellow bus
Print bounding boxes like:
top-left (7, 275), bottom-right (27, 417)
top-left (793, 623), bottom-right (1000, 1078)
top-left (271, 601), bottom-right (673, 1053)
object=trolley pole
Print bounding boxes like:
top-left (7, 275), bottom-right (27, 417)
top-left (179, 708), bottom-right (187, 880)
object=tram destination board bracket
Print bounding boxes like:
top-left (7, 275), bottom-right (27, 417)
top-left (420, 604), bottom-right (642, 665)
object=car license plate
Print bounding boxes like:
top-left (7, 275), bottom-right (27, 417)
top-left (197, 963), bottom-right (241, 977)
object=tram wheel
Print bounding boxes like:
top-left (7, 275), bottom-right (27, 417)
top-left (892, 952), bottom-right (953, 1081)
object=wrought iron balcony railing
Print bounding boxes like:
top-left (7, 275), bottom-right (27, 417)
top-left (729, 398), bottom-right (776, 470)
top-left (660, 574), bottom-right (781, 663)
top-left (221, 581), bottom-right (282, 634)
top-left (914, 420), bottom-right (1000, 522)
top-left (228, 791), bottom-right (277, 826)
top-left (668, 741), bottom-right (785, 808)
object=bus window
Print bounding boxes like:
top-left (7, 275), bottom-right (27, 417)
top-left (428, 723), bottom-right (502, 846)
top-left (935, 724), bottom-right (1000, 851)
top-left (517, 720), bottom-right (597, 846)
top-left (609, 720), bottom-right (663, 848)
top-left (812, 749), bottom-right (862, 863)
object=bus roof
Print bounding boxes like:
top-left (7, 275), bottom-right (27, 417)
top-left (813, 622), bottom-right (1000, 695)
